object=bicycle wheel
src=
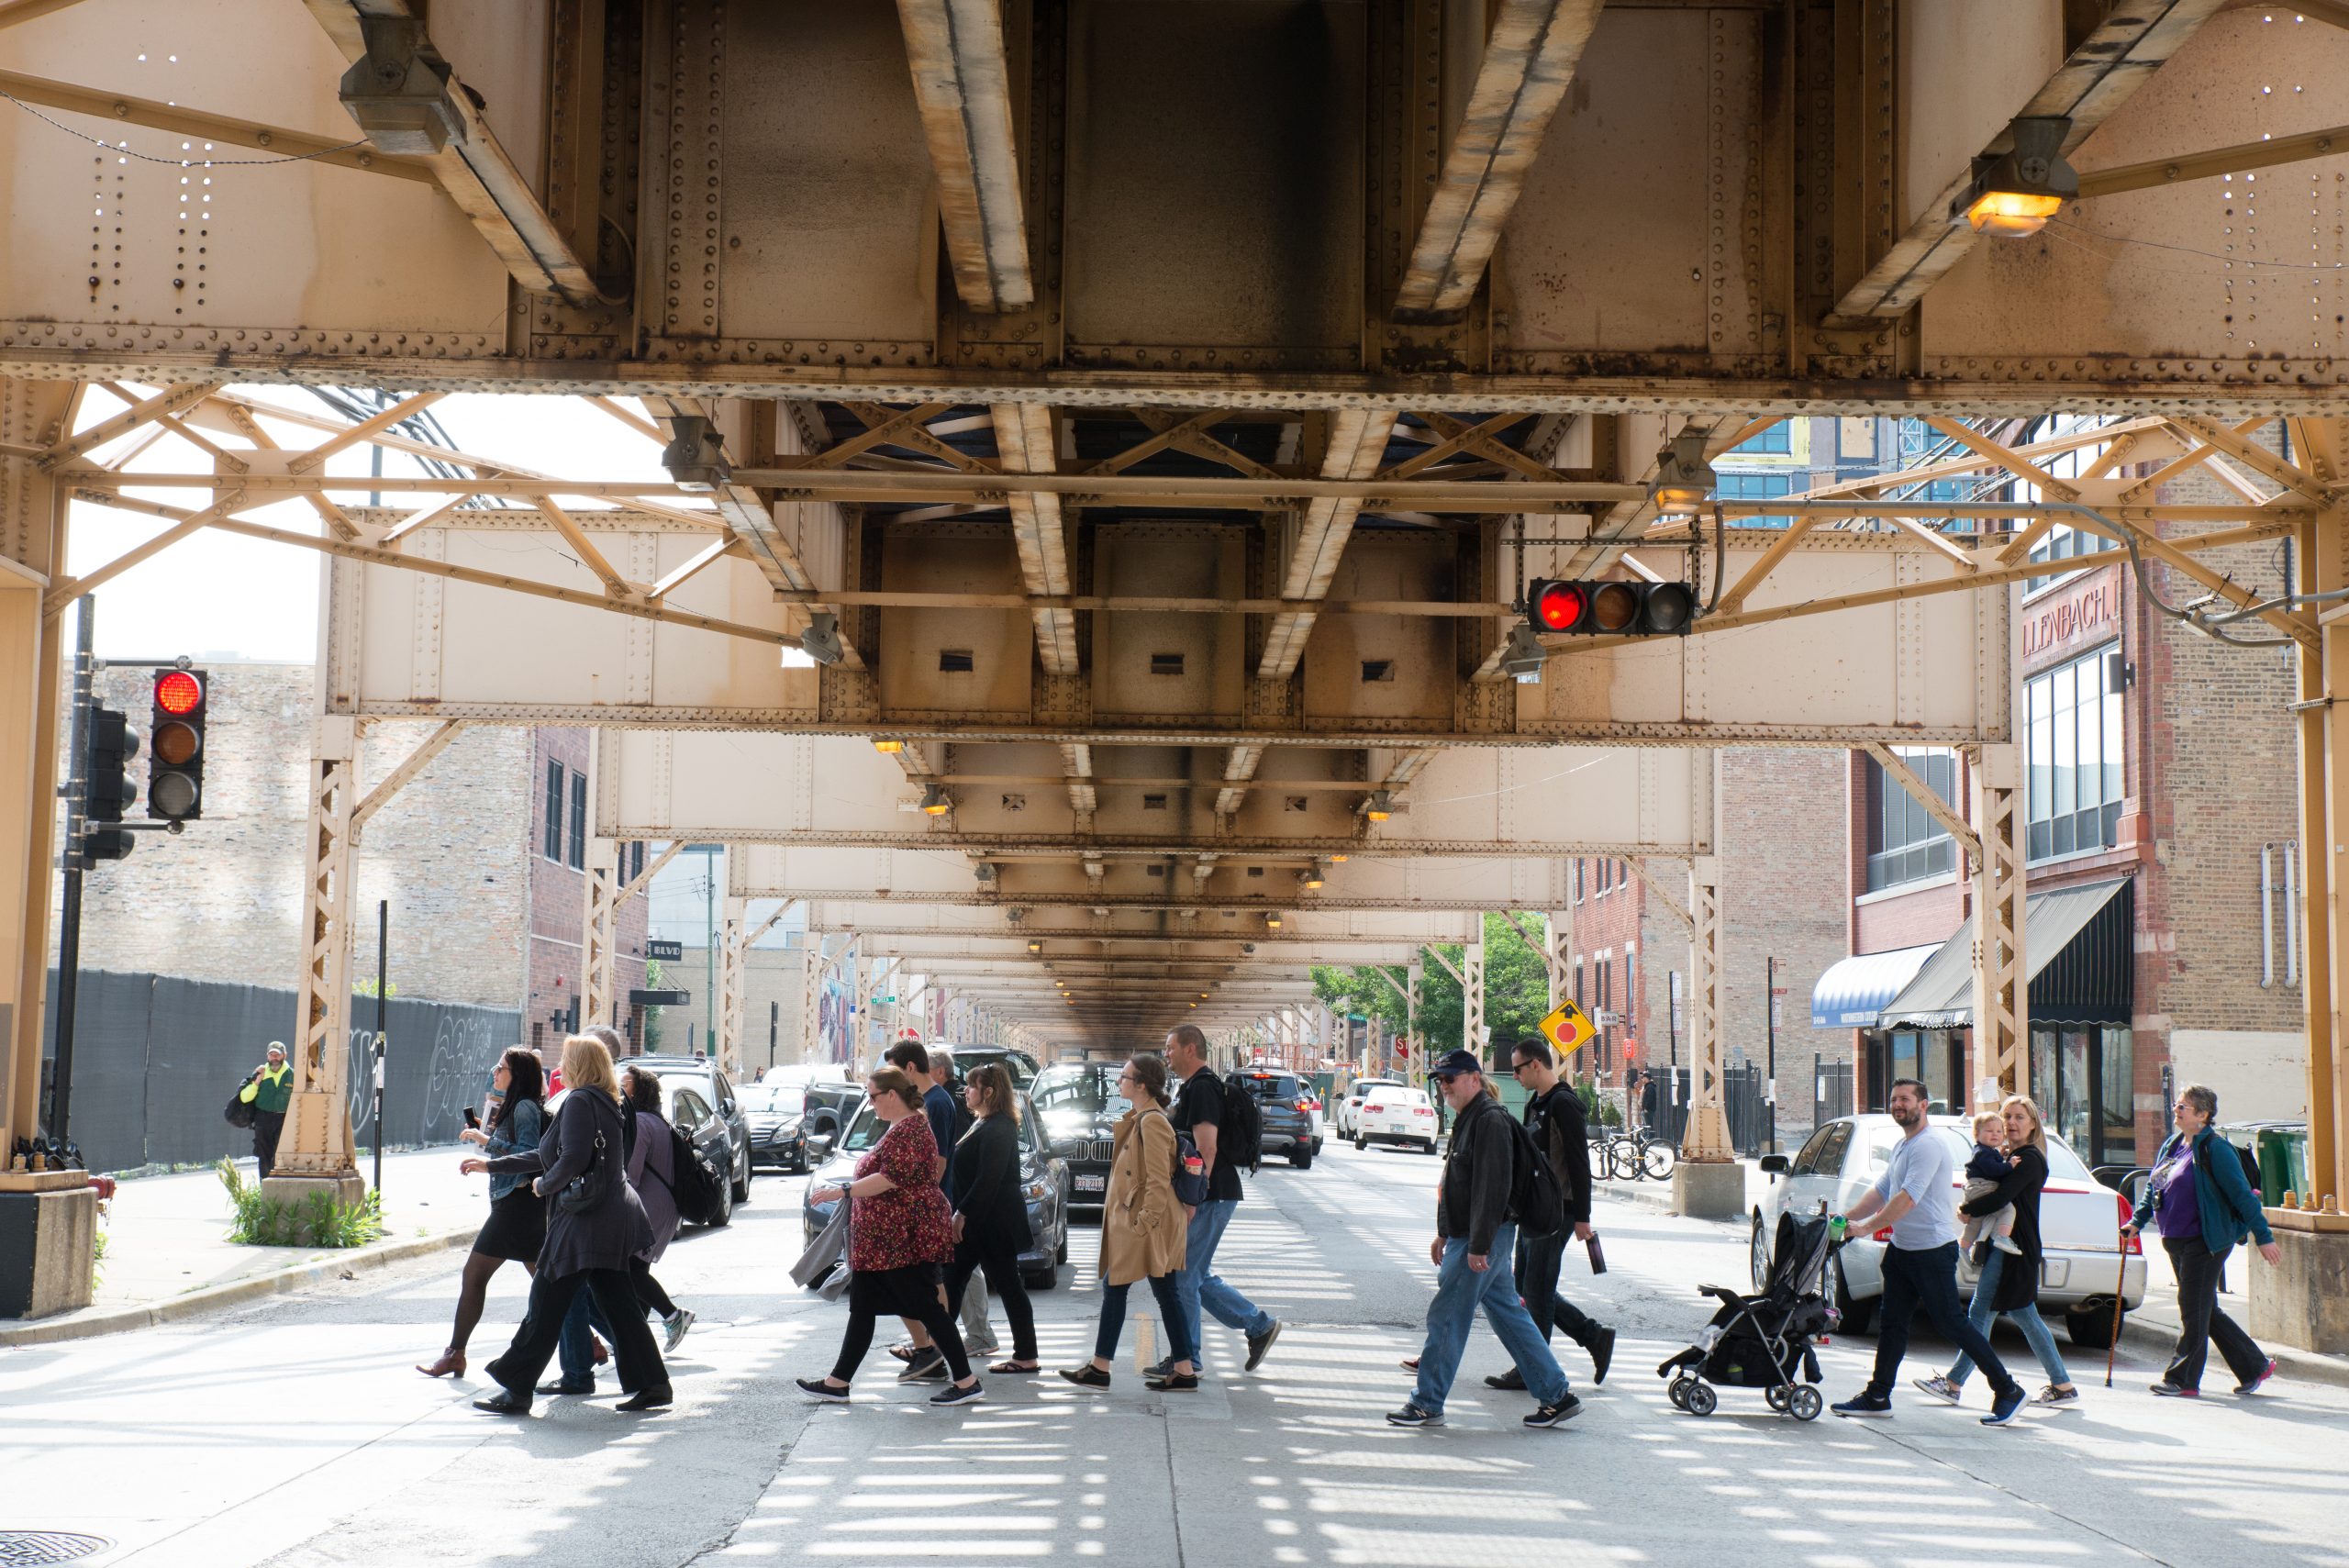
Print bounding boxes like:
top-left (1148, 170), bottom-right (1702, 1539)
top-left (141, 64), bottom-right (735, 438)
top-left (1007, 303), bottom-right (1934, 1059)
top-left (1642, 1140), bottom-right (1676, 1180)
top-left (1611, 1143), bottom-right (1643, 1182)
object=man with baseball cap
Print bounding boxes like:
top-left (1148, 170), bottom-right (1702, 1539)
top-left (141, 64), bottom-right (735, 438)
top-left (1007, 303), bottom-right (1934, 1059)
top-left (238, 1041), bottom-right (294, 1175)
top-left (1389, 1049), bottom-right (1580, 1430)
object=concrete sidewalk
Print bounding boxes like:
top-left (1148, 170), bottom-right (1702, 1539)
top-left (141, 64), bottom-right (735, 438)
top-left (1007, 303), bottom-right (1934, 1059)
top-left (1598, 1162), bottom-right (2349, 1389)
top-left (0, 1145), bottom-right (484, 1347)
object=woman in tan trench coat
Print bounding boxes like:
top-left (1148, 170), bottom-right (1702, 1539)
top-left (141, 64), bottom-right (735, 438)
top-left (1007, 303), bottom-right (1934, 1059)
top-left (1059, 1053), bottom-right (1200, 1393)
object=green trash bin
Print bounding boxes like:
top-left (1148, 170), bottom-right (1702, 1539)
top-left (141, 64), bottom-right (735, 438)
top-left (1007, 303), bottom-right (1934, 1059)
top-left (2254, 1129), bottom-right (2293, 1207)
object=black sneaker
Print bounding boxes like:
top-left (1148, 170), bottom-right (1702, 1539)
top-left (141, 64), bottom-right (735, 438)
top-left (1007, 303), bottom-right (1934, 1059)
top-left (896, 1352), bottom-right (948, 1384)
top-left (1524, 1394), bottom-right (1583, 1429)
top-left (1831, 1392), bottom-right (1893, 1418)
top-left (930, 1381), bottom-right (985, 1407)
top-left (1981, 1385), bottom-right (2027, 1427)
top-left (1245, 1319), bottom-right (1284, 1372)
top-left (2235, 1358), bottom-right (2278, 1396)
top-left (1586, 1326), bottom-right (1616, 1387)
top-left (1144, 1356), bottom-right (1178, 1378)
top-left (1485, 1367), bottom-right (1527, 1391)
top-left (796, 1376), bottom-right (850, 1403)
top-left (1386, 1403), bottom-right (1444, 1428)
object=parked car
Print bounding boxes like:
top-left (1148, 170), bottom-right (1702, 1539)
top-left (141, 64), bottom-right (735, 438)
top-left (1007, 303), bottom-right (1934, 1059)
top-left (801, 1081), bottom-right (863, 1152)
top-left (737, 1079), bottom-right (815, 1173)
top-left (1240, 1070), bottom-right (1321, 1169)
top-left (1030, 1061), bottom-right (1129, 1216)
top-left (629, 1054), bottom-right (753, 1209)
top-left (944, 1043), bottom-right (1041, 1091)
top-left (639, 1073), bottom-right (741, 1228)
top-left (800, 1089), bottom-right (1070, 1289)
top-left (1751, 1114), bottom-right (2146, 1347)
top-left (1353, 1084), bottom-right (1439, 1155)
top-left (1337, 1078), bottom-right (1404, 1139)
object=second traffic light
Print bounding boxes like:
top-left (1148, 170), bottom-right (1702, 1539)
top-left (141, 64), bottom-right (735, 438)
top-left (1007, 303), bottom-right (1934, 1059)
top-left (1527, 577), bottom-right (1697, 638)
top-left (82, 706), bottom-right (139, 869)
top-left (148, 666), bottom-right (206, 822)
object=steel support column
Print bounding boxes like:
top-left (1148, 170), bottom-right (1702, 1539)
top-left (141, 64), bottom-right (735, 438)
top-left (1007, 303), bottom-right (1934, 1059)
top-left (273, 717), bottom-right (361, 1183)
top-left (1463, 936), bottom-right (1486, 1066)
top-left (718, 896), bottom-right (745, 1079)
top-left (1681, 855), bottom-right (1732, 1162)
top-left (2303, 493), bottom-right (2349, 1205)
top-left (1407, 956), bottom-right (1424, 1093)
top-left (1543, 909), bottom-right (1569, 1011)
top-left (1971, 742), bottom-right (2029, 1099)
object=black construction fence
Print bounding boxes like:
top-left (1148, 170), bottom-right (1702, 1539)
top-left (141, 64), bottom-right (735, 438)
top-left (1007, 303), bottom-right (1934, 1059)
top-left (39, 968), bottom-right (521, 1175)
top-left (1638, 1062), bottom-right (1771, 1157)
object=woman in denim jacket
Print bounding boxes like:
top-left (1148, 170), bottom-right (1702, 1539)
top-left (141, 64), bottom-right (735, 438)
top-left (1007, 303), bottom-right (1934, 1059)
top-left (2124, 1083), bottom-right (2281, 1397)
top-left (417, 1048), bottom-right (547, 1379)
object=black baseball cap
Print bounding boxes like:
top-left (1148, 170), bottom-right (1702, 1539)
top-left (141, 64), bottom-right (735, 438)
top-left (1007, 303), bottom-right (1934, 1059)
top-left (1429, 1049), bottom-right (1484, 1080)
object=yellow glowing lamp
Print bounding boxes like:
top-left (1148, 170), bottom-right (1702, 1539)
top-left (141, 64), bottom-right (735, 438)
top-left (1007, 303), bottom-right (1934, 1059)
top-left (1266, 911), bottom-right (1283, 929)
top-left (872, 738), bottom-right (905, 754)
top-left (918, 784), bottom-right (951, 816)
top-left (1537, 999), bottom-right (1598, 1059)
top-left (1964, 189), bottom-right (2062, 237)
top-left (1364, 790), bottom-right (1395, 823)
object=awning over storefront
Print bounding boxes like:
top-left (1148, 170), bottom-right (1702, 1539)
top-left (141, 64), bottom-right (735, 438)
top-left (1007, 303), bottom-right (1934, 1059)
top-left (1877, 877), bottom-right (2133, 1031)
top-left (1811, 943), bottom-right (1941, 1029)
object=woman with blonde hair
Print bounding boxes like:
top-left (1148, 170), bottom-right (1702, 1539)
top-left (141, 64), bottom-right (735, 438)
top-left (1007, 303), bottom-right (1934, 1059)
top-left (1914, 1095), bottom-right (2079, 1409)
top-left (1060, 1053), bottom-right (1197, 1393)
top-left (462, 1034), bottom-right (674, 1416)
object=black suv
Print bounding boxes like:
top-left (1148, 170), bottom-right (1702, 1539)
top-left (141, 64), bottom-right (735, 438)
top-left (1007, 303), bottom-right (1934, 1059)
top-left (1030, 1061), bottom-right (1130, 1215)
top-left (627, 1056), bottom-right (753, 1210)
top-left (1241, 1070), bottom-right (1321, 1170)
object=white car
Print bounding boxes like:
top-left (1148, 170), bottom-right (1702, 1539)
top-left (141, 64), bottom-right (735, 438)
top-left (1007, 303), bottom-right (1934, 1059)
top-left (1354, 1085), bottom-right (1440, 1154)
top-left (1337, 1078), bottom-right (1404, 1139)
top-left (1752, 1115), bottom-right (2146, 1348)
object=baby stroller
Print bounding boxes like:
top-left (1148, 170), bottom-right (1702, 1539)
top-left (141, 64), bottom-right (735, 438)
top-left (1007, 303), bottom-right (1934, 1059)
top-left (1654, 1211), bottom-right (1840, 1421)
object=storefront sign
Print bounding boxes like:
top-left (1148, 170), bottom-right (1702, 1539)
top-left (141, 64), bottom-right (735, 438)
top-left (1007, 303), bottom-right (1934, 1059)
top-left (2023, 568), bottom-right (2121, 665)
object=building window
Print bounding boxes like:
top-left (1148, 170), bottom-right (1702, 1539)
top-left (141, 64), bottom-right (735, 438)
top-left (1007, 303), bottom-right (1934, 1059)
top-left (1718, 470), bottom-right (1795, 528)
top-left (1573, 963), bottom-right (1584, 1011)
top-left (1732, 422), bottom-right (1791, 455)
top-left (569, 773), bottom-right (587, 870)
top-left (2026, 643), bottom-right (2124, 862)
top-left (628, 840), bottom-right (644, 882)
top-left (544, 762), bottom-right (565, 862)
top-left (1624, 949), bottom-right (1637, 1030)
top-left (1865, 748), bottom-right (1958, 892)
top-left (2020, 414), bottom-right (2126, 591)
top-left (2029, 1022), bottom-right (2135, 1165)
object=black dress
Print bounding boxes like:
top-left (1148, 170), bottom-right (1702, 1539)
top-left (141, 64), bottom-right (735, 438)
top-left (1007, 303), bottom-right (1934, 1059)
top-left (944, 1113), bottom-right (1039, 1362)
top-left (473, 1098), bottom-right (548, 1263)
top-left (1962, 1143), bottom-right (2048, 1316)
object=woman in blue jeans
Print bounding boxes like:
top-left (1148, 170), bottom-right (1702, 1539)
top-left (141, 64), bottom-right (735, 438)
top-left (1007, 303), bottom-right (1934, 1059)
top-left (1915, 1095), bottom-right (2078, 1407)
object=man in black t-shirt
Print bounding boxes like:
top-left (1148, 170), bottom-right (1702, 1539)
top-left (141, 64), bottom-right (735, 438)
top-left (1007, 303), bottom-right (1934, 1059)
top-left (1499, 1038), bottom-right (1617, 1388)
top-left (1164, 1025), bottom-right (1282, 1375)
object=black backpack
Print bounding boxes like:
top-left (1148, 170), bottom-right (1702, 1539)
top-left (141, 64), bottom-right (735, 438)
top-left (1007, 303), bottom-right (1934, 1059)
top-left (1505, 1114), bottom-right (1567, 1239)
top-left (1218, 1072), bottom-right (1264, 1174)
top-left (2197, 1134), bottom-right (2264, 1217)
top-left (656, 1123), bottom-right (729, 1226)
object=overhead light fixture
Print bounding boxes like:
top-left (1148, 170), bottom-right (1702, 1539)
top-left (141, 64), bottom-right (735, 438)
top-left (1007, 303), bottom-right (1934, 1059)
top-left (799, 611), bottom-right (844, 666)
top-left (1189, 1001), bottom-right (1197, 1008)
top-left (1364, 790), bottom-right (1394, 823)
top-left (1199, 992), bottom-right (1209, 999)
top-left (1330, 853), bottom-right (1349, 863)
top-left (1648, 432), bottom-right (1716, 517)
top-left (1501, 622), bottom-right (1548, 682)
top-left (658, 414), bottom-right (732, 492)
top-left (1027, 938), bottom-right (1042, 954)
top-left (871, 738), bottom-right (905, 754)
top-left (1955, 116), bottom-right (2076, 238)
top-left (1265, 911), bottom-right (1283, 930)
top-left (973, 862), bottom-right (996, 884)
top-left (919, 784), bottom-right (952, 817)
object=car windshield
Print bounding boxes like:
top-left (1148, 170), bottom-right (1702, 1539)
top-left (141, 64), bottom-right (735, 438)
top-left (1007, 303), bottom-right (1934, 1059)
top-left (737, 1084), bottom-right (805, 1115)
top-left (1367, 1087), bottom-right (1426, 1108)
top-left (1242, 1073), bottom-right (1302, 1102)
top-left (1031, 1064), bottom-right (1130, 1120)
top-left (838, 1100), bottom-right (885, 1154)
top-left (950, 1048), bottom-right (1038, 1090)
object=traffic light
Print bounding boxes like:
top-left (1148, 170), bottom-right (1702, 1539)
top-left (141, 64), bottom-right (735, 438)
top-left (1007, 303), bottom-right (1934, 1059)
top-left (1526, 577), bottom-right (1697, 638)
top-left (148, 666), bottom-right (206, 821)
top-left (83, 707), bottom-right (138, 867)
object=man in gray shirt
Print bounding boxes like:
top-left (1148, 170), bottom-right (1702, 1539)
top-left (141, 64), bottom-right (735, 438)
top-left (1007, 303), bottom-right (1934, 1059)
top-left (1830, 1079), bottom-right (2027, 1427)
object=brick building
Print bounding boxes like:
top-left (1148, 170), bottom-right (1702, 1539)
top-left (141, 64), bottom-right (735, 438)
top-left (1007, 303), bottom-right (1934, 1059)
top-left (1810, 418), bottom-right (2307, 1166)
top-left (51, 661), bottom-right (648, 1043)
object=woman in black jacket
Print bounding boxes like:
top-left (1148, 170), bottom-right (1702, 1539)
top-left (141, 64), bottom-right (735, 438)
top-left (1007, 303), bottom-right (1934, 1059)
top-left (1913, 1095), bottom-right (2078, 1407)
top-left (944, 1063), bottom-right (1041, 1373)
top-left (462, 1034), bottom-right (674, 1416)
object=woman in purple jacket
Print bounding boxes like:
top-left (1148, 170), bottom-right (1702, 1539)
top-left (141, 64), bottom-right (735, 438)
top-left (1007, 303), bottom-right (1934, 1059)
top-left (622, 1064), bottom-right (695, 1352)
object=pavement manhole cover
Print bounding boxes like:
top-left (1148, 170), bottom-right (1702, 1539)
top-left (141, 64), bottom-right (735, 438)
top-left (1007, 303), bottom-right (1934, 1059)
top-left (0, 1534), bottom-right (114, 1565)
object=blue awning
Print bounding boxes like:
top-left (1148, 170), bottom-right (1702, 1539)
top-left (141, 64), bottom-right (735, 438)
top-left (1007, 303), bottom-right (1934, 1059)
top-left (1811, 944), bottom-right (1941, 1029)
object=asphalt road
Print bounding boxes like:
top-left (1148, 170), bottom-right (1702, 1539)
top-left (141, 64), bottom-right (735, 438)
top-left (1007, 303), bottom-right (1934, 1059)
top-left (5, 1133), bottom-right (2346, 1567)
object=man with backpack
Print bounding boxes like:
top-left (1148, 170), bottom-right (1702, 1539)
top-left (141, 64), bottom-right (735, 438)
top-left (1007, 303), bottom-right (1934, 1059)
top-left (1496, 1038), bottom-right (1617, 1390)
top-left (1390, 1050), bottom-right (1580, 1430)
top-left (1163, 1025), bottom-right (1283, 1377)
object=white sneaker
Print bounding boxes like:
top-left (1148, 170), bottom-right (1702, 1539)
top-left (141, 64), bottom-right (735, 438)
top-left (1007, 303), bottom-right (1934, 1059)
top-left (662, 1308), bottom-right (696, 1354)
top-left (1993, 1236), bottom-right (2023, 1256)
top-left (1911, 1374), bottom-right (1962, 1406)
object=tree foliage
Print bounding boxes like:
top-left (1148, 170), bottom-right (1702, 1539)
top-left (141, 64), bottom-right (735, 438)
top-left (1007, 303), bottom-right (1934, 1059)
top-left (1311, 912), bottom-right (1553, 1068)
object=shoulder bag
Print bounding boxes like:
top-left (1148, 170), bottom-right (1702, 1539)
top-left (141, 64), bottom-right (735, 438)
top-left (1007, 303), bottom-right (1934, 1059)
top-left (556, 1095), bottom-right (618, 1214)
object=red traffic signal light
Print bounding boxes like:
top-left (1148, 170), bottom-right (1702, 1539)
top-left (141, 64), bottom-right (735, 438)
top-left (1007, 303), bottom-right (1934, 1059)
top-left (155, 669), bottom-right (203, 715)
top-left (149, 666), bottom-right (206, 821)
top-left (1525, 578), bottom-right (1698, 638)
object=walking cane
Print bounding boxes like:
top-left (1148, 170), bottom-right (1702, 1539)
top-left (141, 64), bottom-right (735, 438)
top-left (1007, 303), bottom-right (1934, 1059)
top-left (2102, 1229), bottom-right (2130, 1387)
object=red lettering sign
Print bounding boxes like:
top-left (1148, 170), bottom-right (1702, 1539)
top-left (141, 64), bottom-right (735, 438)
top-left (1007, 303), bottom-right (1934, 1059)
top-left (2023, 571), bottom-right (2120, 663)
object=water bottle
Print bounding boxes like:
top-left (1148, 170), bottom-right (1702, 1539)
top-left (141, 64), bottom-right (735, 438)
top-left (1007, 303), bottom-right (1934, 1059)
top-left (1827, 1214), bottom-right (1848, 1244)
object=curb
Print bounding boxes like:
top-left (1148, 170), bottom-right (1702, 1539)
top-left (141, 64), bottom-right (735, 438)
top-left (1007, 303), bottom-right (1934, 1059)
top-left (1596, 1181), bottom-right (2349, 1392)
top-left (0, 1228), bottom-right (474, 1349)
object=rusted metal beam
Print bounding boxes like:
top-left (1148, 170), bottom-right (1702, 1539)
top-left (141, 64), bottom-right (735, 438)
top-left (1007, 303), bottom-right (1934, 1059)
top-left (2078, 121), bottom-right (2349, 200)
top-left (1393, 0), bottom-right (1608, 321)
top-left (0, 67), bottom-right (436, 183)
top-left (991, 404), bottom-right (1078, 674)
top-left (896, 0), bottom-right (1034, 313)
top-left (1258, 411), bottom-right (1401, 678)
top-left (1827, 0), bottom-right (2228, 322)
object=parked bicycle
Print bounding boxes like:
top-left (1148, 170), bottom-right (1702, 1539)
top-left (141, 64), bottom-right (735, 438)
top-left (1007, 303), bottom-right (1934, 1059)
top-left (1598, 1123), bottom-right (1677, 1182)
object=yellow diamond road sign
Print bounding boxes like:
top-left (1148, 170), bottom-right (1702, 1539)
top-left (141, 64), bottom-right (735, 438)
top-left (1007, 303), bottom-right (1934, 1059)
top-left (1538, 999), bottom-right (1598, 1058)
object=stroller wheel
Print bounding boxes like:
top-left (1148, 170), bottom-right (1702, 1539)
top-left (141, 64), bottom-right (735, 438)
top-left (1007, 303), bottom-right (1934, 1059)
top-left (1684, 1382), bottom-right (1719, 1418)
top-left (1764, 1385), bottom-right (1790, 1412)
top-left (1787, 1386), bottom-right (1824, 1422)
top-left (1666, 1376), bottom-right (1693, 1411)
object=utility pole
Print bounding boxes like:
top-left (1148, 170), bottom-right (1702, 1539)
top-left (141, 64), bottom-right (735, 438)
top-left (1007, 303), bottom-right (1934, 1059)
top-left (373, 900), bottom-right (389, 1195)
top-left (49, 596), bottom-right (94, 1143)
top-left (701, 845), bottom-right (718, 1050)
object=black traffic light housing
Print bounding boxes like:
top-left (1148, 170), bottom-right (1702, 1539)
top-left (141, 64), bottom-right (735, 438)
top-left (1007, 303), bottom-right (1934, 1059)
top-left (148, 666), bottom-right (206, 821)
top-left (1526, 577), bottom-right (1697, 638)
top-left (82, 706), bottom-right (139, 869)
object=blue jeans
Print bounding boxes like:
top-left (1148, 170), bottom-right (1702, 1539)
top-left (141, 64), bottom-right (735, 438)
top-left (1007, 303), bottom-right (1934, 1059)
top-left (555, 1286), bottom-right (613, 1385)
top-left (1946, 1249), bottom-right (2073, 1388)
top-left (1411, 1226), bottom-right (1570, 1414)
top-left (1176, 1200), bottom-right (1275, 1355)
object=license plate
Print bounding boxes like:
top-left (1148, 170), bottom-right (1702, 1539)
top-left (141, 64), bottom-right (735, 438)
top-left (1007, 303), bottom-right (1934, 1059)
top-left (1075, 1174), bottom-right (1107, 1193)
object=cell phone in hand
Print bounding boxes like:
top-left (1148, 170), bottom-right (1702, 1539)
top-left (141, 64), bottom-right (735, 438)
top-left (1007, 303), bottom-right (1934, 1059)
top-left (463, 1107), bottom-right (482, 1130)
top-left (1586, 1235), bottom-right (1608, 1275)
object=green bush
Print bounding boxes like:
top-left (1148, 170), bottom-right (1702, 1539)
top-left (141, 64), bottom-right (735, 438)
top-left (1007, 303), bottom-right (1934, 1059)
top-left (216, 1157), bottom-right (385, 1248)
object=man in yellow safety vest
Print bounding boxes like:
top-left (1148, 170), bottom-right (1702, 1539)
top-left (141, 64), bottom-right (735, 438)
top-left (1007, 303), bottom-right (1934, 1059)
top-left (239, 1042), bottom-right (295, 1175)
